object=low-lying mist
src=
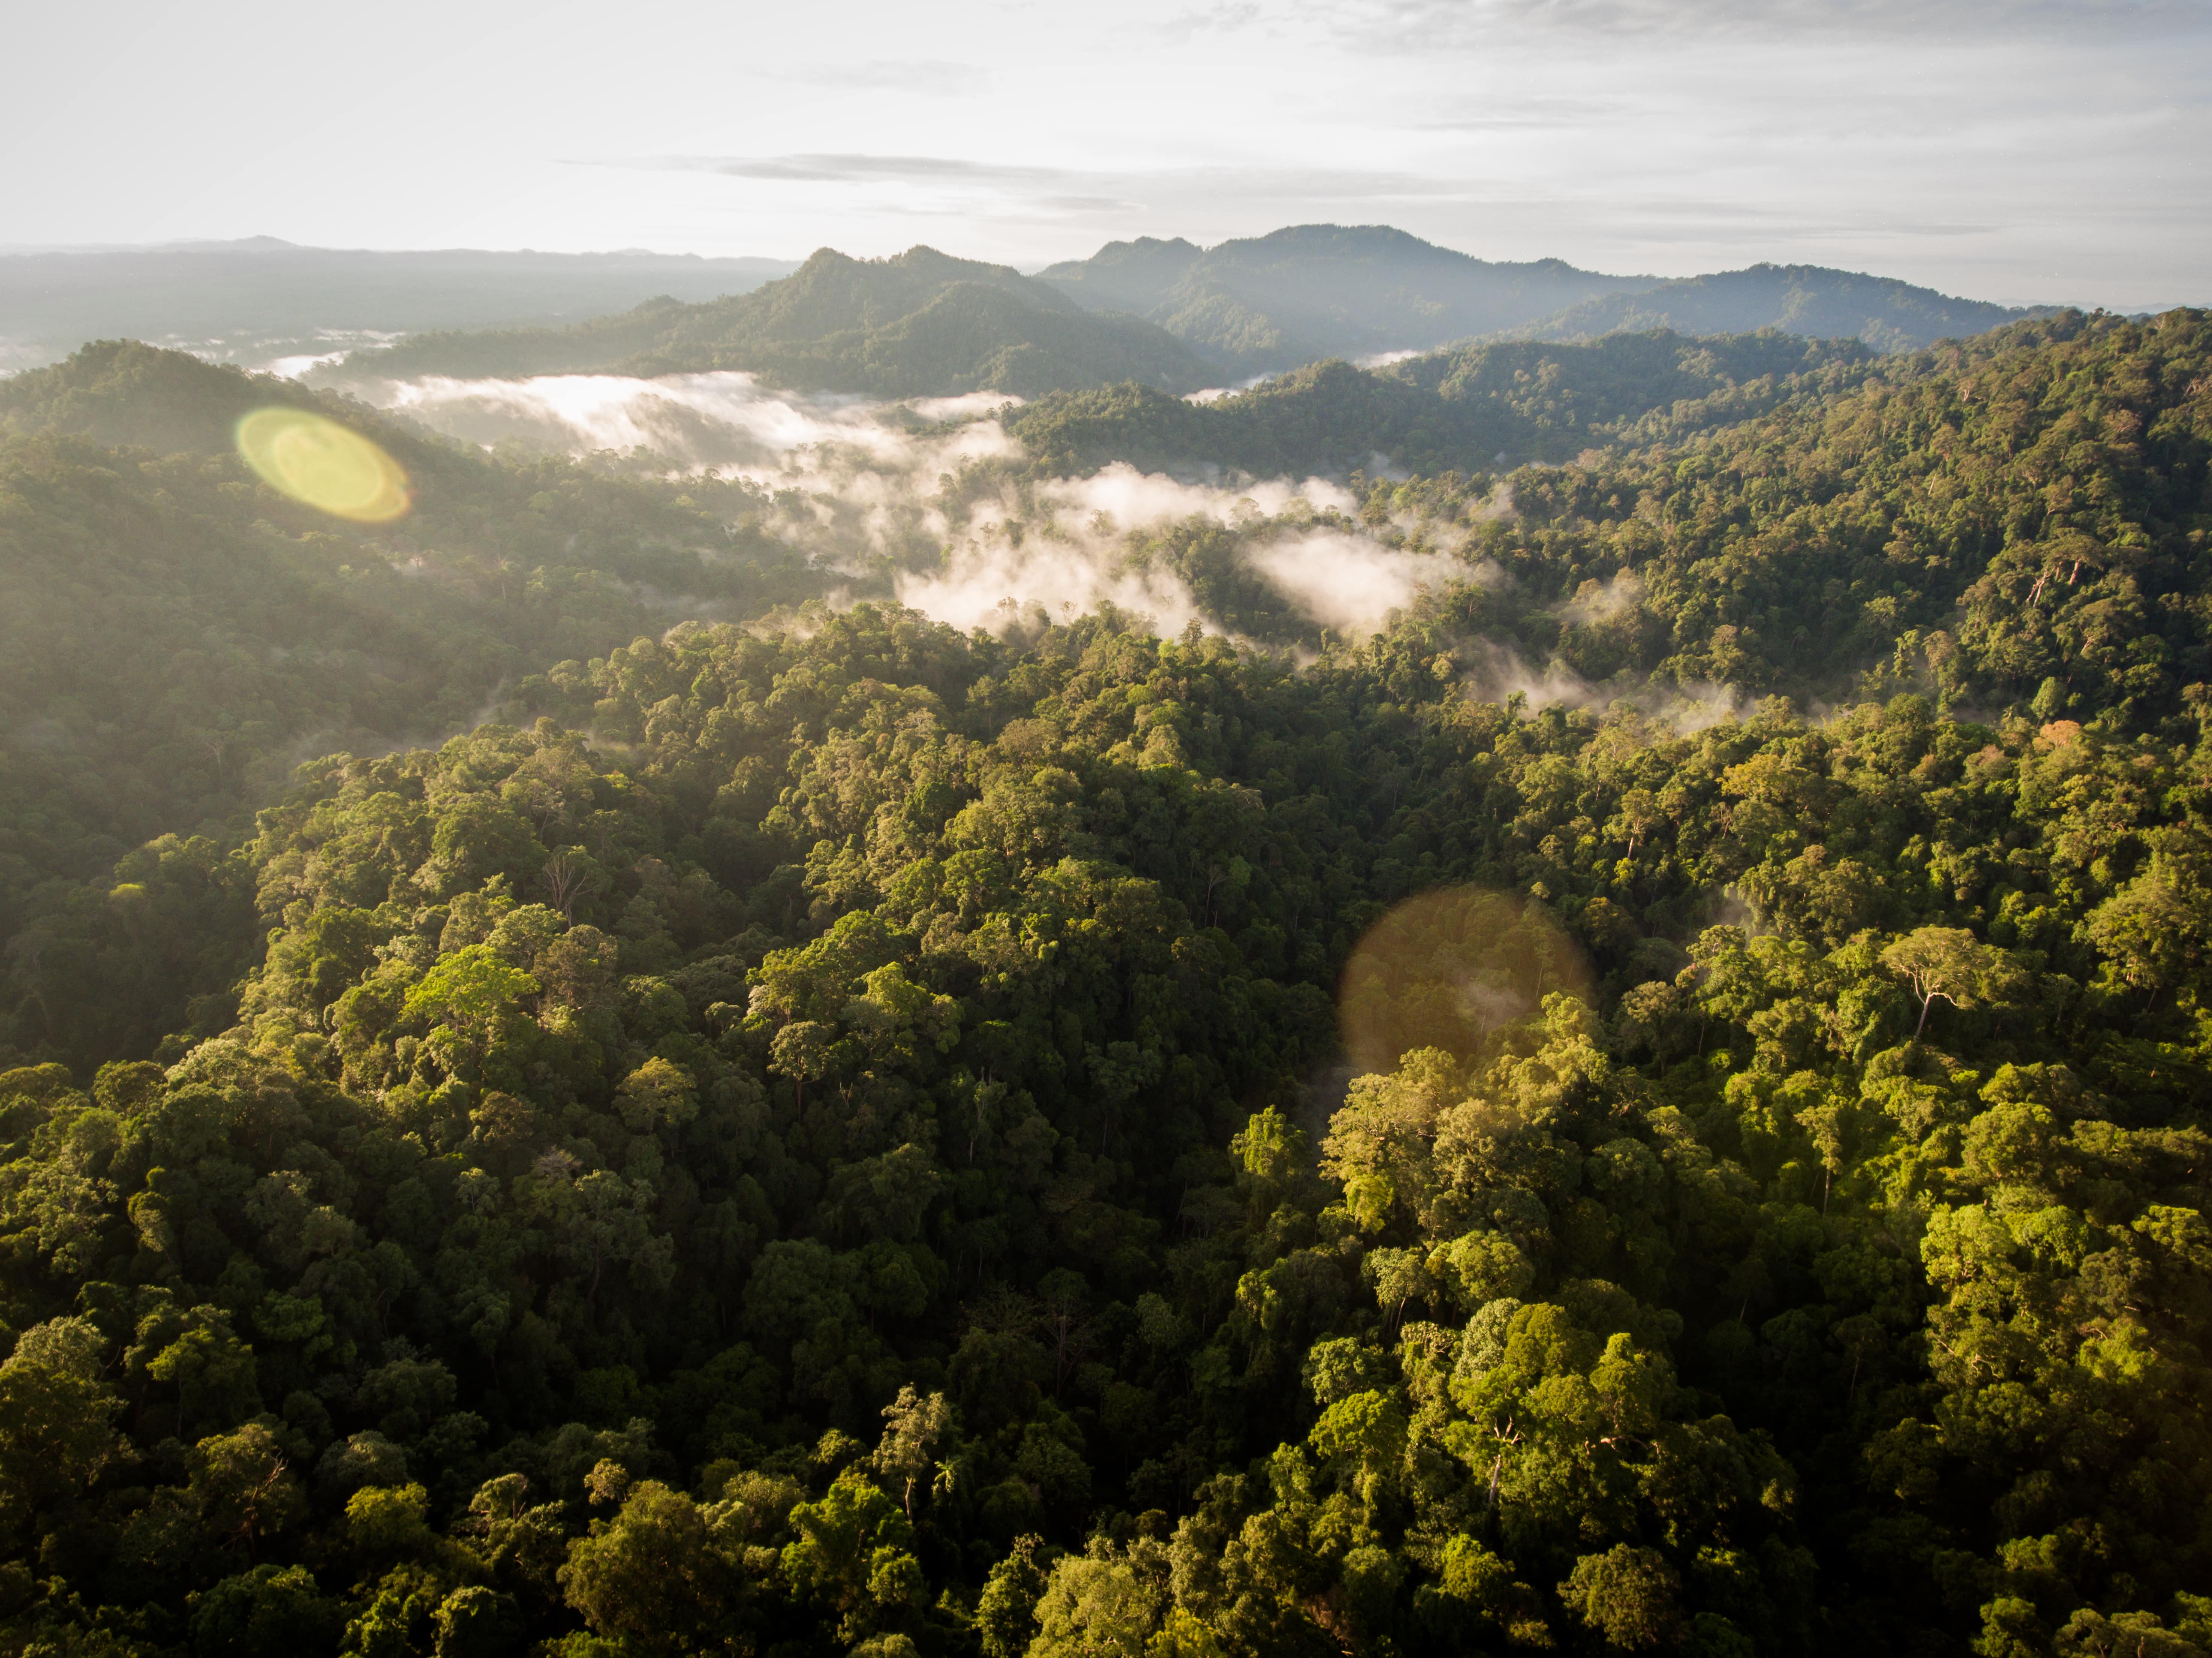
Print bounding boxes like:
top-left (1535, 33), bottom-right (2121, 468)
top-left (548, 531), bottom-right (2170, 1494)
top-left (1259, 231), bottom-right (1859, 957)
top-left (340, 368), bottom-right (1481, 645)
top-left (336, 366), bottom-right (1748, 729)
top-left (1454, 639), bottom-right (1751, 733)
top-left (366, 370), bottom-right (1014, 474)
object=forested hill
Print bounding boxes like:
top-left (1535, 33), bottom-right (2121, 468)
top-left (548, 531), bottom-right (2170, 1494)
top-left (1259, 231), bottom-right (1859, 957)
top-left (1004, 328), bottom-right (1881, 477)
top-left (337, 248), bottom-right (1215, 397)
top-left (0, 341), bottom-right (819, 1054)
top-left (0, 310), bottom-right (2210, 1658)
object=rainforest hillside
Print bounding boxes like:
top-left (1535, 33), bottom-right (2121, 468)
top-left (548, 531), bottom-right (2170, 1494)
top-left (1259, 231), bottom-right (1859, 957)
top-left (1001, 327), bottom-right (1884, 476)
top-left (0, 307), bottom-right (2206, 1658)
top-left (0, 341), bottom-right (819, 1038)
top-left (1000, 308), bottom-right (2212, 721)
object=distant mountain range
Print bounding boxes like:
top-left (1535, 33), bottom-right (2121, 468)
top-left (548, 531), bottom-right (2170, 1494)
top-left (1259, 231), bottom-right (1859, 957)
top-left (0, 238), bottom-right (799, 371)
top-left (1032, 226), bottom-right (2050, 370)
top-left (317, 227), bottom-right (2057, 398)
top-left (0, 225), bottom-right (2061, 397)
top-left (1033, 225), bottom-right (1652, 373)
top-left (348, 246), bottom-right (1215, 396)
top-left (1490, 263), bottom-right (2043, 355)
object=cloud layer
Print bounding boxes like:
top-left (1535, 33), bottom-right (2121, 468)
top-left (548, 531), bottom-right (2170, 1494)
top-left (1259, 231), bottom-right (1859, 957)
top-left (352, 369), bottom-right (1482, 642)
top-left (342, 364), bottom-right (1784, 733)
top-left (375, 370), bottom-right (1015, 473)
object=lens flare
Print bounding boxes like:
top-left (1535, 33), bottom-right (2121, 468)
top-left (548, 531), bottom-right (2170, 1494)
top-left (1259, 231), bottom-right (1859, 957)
top-left (235, 407), bottom-right (410, 523)
top-left (1338, 885), bottom-right (1592, 1073)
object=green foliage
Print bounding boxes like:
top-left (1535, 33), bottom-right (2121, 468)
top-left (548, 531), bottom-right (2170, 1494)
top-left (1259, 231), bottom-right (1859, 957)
top-left (558, 1480), bottom-right (731, 1654)
top-left (1009, 328), bottom-right (1878, 478)
top-left (0, 343), bottom-right (818, 1064)
top-left (190, 1564), bottom-right (342, 1658)
top-left (0, 304), bottom-right (2210, 1658)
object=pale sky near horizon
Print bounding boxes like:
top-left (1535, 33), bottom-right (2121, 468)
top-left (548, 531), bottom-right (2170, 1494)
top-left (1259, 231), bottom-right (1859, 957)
top-left (5, 0), bottom-right (2208, 309)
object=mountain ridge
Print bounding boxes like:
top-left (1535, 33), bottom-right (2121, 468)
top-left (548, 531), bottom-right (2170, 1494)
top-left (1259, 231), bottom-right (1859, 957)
top-left (1495, 259), bottom-right (2051, 351)
top-left (1037, 223), bottom-right (1651, 372)
top-left (330, 245), bottom-right (1216, 397)
top-left (1036, 225), bottom-right (2058, 368)
top-left (0, 240), bottom-right (802, 371)
top-left (309, 225), bottom-right (2065, 399)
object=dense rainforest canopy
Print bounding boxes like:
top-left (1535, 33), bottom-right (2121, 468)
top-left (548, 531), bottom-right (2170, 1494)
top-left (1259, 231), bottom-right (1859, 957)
top-left (0, 306), bottom-right (2208, 1658)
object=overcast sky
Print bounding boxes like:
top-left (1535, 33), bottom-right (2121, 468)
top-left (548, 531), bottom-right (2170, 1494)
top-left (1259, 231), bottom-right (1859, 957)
top-left (5, 0), bottom-right (2208, 307)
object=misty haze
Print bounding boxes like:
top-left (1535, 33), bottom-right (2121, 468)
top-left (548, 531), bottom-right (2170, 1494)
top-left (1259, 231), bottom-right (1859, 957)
top-left (1, 5), bottom-right (2208, 1658)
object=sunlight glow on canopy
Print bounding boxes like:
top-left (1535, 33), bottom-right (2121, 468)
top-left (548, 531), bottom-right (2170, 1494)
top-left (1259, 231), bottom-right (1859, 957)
top-left (1338, 885), bottom-right (1593, 1073)
top-left (235, 406), bottom-right (411, 522)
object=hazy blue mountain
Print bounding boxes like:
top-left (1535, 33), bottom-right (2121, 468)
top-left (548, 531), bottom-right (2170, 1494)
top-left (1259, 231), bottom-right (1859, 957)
top-left (337, 245), bottom-right (1216, 397)
top-left (273, 227), bottom-right (2066, 403)
top-left (1036, 224), bottom-right (1646, 373)
top-left (0, 238), bottom-right (799, 372)
top-left (1037, 226), bottom-right (2056, 366)
top-left (1499, 262), bottom-right (2051, 352)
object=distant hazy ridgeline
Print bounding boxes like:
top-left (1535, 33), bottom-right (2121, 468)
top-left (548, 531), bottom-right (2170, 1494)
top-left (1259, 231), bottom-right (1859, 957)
top-left (301, 225), bottom-right (2064, 400)
top-left (340, 247), bottom-right (1218, 397)
top-left (0, 239), bottom-right (801, 372)
top-left (1033, 224), bottom-right (1652, 373)
top-left (1496, 262), bottom-right (2047, 353)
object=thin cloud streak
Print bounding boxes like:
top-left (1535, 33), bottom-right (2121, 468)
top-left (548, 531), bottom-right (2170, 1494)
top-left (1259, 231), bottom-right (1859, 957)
top-left (596, 154), bottom-right (1520, 205)
top-left (621, 154), bottom-right (1072, 185)
top-left (1310, 0), bottom-right (2212, 46)
top-left (793, 59), bottom-right (993, 93)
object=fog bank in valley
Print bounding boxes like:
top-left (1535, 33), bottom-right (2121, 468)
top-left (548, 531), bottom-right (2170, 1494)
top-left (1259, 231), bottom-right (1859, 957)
top-left (341, 365), bottom-right (1747, 729)
top-left (347, 368), bottom-right (1481, 643)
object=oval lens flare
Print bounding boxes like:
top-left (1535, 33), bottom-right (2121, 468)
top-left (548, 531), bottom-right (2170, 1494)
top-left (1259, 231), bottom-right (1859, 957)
top-left (236, 407), bottom-right (410, 523)
top-left (1338, 885), bottom-right (1593, 1073)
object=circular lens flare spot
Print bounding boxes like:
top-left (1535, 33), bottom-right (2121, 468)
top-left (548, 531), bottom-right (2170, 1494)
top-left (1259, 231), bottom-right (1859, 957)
top-left (1338, 886), bottom-right (1593, 1074)
top-left (236, 407), bottom-right (410, 522)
